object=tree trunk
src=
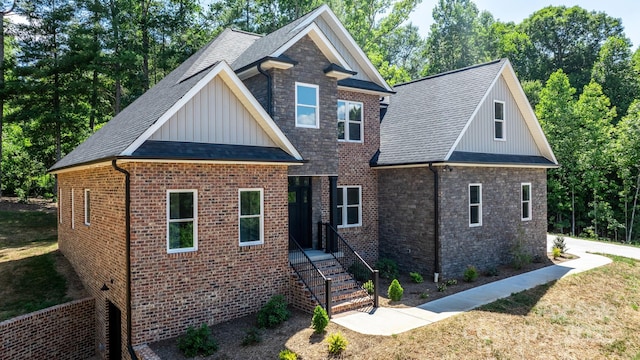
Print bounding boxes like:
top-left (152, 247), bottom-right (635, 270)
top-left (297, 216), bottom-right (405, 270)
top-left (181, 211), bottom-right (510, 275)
top-left (629, 171), bottom-right (640, 243)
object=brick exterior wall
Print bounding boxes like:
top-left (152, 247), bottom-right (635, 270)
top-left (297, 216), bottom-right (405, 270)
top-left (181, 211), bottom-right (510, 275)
top-left (58, 165), bottom-right (129, 360)
top-left (127, 162), bottom-right (289, 344)
top-left (378, 166), bottom-right (547, 279)
top-left (272, 35), bottom-right (338, 176)
top-left (0, 298), bottom-right (95, 360)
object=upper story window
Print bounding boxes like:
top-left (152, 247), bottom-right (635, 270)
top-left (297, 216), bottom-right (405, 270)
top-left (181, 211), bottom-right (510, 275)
top-left (337, 186), bottom-right (362, 227)
top-left (295, 82), bottom-right (319, 128)
top-left (337, 100), bottom-right (363, 142)
top-left (494, 101), bottom-right (505, 141)
top-left (239, 189), bottom-right (264, 246)
top-left (167, 190), bottom-right (198, 253)
top-left (84, 189), bottom-right (91, 226)
top-left (469, 184), bottom-right (482, 227)
top-left (521, 183), bottom-right (532, 221)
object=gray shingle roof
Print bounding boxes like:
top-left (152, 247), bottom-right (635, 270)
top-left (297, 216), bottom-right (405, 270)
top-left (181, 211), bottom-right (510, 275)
top-left (50, 29), bottom-right (259, 172)
top-left (132, 141), bottom-right (301, 163)
top-left (374, 59), bottom-right (506, 166)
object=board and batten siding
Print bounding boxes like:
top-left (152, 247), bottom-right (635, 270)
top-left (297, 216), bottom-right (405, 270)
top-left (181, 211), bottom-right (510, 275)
top-left (455, 75), bottom-right (542, 156)
top-left (150, 76), bottom-right (277, 147)
top-left (314, 17), bottom-right (372, 84)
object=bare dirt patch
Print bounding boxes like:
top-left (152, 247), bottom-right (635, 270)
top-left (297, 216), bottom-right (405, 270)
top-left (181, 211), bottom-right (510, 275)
top-left (0, 196), bottom-right (57, 213)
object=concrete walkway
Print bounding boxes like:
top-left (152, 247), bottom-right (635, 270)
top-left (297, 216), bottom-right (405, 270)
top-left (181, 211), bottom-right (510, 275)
top-left (332, 235), bottom-right (639, 336)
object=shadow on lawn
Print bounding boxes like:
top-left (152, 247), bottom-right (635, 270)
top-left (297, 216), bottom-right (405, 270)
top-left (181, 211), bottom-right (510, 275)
top-left (476, 280), bottom-right (559, 316)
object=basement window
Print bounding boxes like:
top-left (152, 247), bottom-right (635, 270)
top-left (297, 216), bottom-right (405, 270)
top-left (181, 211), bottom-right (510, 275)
top-left (167, 190), bottom-right (198, 253)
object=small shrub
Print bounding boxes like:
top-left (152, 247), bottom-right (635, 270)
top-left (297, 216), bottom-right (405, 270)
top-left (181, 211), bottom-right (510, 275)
top-left (177, 323), bottom-right (218, 357)
top-left (419, 291), bottom-right (429, 299)
top-left (437, 283), bottom-right (447, 292)
top-left (348, 263), bottom-right (370, 282)
top-left (279, 349), bottom-right (298, 360)
top-left (311, 305), bottom-right (329, 334)
top-left (375, 258), bottom-right (399, 279)
top-left (463, 265), bottom-right (478, 282)
top-left (553, 235), bottom-right (568, 253)
top-left (446, 279), bottom-right (457, 286)
top-left (241, 327), bottom-right (262, 346)
top-left (363, 279), bottom-right (374, 295)
top-left (409, 272), bottom-right (424, 283)
top-left (257, 294), bottom-right (290, 328)
top-left (327, 332), bottom-right (348, 355)
top-left (552, 247), bottom-right (562, 259)
top-left (387, 279), bottom-right (404, 301)
top-left (486, 266), bottom-right (499, 277)
top-left (511, 227), bottom-right (533, 269)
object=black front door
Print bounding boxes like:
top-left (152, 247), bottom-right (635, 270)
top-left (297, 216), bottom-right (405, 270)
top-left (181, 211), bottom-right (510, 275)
top-left (288, 177), bottom-right (312, 248)
top-left (108, 301), bottom-right (122, 360)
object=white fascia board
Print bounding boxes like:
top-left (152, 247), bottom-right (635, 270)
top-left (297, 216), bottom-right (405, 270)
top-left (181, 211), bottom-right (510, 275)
top-left (444, 61), bottom-right (507, 161)
top-left (122, 61), bottom-right (302, 160)
top-left (272, 23), bottom-right (352, 71)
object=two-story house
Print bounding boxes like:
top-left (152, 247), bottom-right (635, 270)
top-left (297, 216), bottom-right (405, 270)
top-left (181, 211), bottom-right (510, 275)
top-left (49, 5), bottom-right (557, 359)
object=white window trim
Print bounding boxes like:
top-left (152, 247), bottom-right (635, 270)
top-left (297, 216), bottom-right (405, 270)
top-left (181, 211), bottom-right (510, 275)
top-left (521, 183), bottom-right (532, 221)
top-left (469, 183), bottom-right (482, 227)
top-left (166, 189), bottom-right (198, 254)
top-left (71, 189), bottom-right (75, 230)
top-left (238, 188), bottom-right (264, 246)
top-left (337, 99), bottom-right (364, 143)
top-left (337, 185), bottom-right (362, 228)
top-left (494, 100), bottom-right (506, 141)
top-left (295, 82), bottom-right (319, 129)
top-left (84, 189), bottom-right (91, 226)
top-left (58, 188), bottom-right (63, 224)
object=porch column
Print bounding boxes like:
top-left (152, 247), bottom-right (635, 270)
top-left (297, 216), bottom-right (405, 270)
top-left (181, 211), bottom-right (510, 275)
top-left (328, 176), bottom-right (338, 253)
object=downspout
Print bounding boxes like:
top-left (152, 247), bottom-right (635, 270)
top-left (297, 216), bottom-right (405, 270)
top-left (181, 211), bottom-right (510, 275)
top-left (257, 62), bottom-right (272, 116)
top-left (428, 163), bottom-right (441, 282)
top-left (112, 159), bottom-right (138, 360)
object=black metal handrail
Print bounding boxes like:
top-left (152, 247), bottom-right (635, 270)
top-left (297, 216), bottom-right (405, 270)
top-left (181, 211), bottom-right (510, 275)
top-left (324, 224), bottom-right (379, 308)
top-left (288, 235), bottom-right (333, 317)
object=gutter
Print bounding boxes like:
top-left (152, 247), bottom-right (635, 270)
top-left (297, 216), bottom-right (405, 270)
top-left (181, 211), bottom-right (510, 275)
top-left (428, 163), bottom-right (441, 282)
top-left (257, 62), bottom-right (272, 116)
top-left (111, 159), bottom-right (138, 360)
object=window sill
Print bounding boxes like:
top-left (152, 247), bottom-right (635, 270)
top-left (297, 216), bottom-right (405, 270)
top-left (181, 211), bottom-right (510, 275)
top-left (338, 140), bottom-right (363, 144)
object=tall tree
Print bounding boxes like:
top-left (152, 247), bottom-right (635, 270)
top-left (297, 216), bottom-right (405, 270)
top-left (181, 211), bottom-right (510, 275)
top-left (616, 100), bottom-right (640, 242)
top-left (0, 0), bottom-right (15, 197)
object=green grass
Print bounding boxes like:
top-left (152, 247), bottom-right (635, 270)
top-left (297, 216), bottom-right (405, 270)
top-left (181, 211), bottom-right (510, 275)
top-left (0, 210), bottom-right (68, 321)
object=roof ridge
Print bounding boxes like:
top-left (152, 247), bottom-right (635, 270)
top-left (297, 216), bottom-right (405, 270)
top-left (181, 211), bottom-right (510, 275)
top-left (229, 27), bottom-right (263, 38)
top-left (394, 59), bottom-right (505, 88)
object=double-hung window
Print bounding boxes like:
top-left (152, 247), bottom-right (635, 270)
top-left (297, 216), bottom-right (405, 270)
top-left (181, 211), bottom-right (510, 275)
top-left (494, 101), bottom-right (505, 140)
top-left (295, 82), bottom-right (319, 128)
top-left (84, 189), bottom-right (91, 226)
top-left (58, 188), bottom-right (63, 224)
top-left (469, 184), bottom-right (482, 227)
top-left (167, 190), bottom-right (197, 253)
top-left (337, 186), bottom-right (361, 227)
top-left (337, 100), bottom-right (363, 142)
top-left (521, 183), bottom-right (532, 221)
top-left (239, 189), bottom-right (264, 246)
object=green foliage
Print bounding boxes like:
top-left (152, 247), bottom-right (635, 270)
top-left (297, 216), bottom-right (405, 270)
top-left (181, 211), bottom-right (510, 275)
top-left (463, 265), bottom-right (478, 282)
top-left (348, 262), bottom-right (370, 282)
top-left (419, 291), bottom-right (429, 299)
top-left (437, 283), bottom-right (447, 292)
top-left (363, 280), bottom-right (375, 295)
top-left (553, 236), bottom-right (568, 253)
top-left (409, 272), bottom-right (423, 284)
top-left (387, 279), bottom-right (404, 301)
top-left (279, 349), bottom-right (298, 360)
top-left (511, 227), bottom-right (533, 270)
top-left (552, 247), bottom-right (562, 259)
top-left (446, 279), bottom-right (458, 286)
top-left (241, 327), bottom-right (262, 346)
top-left (177, 323), bottom-right (218, 357)
top-left (327, 332), bottom-right (348, 355)
top-left (485, 266), bottom-right (499, 277)
top-left (311, 305), bottom-right (329, 334)
top-left (256, 294), bottom-right (290, 329)
top-left (375, 258), bottom-right (399, 280)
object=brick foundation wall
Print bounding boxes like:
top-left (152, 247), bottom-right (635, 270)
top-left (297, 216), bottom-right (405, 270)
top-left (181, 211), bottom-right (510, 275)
top-left (127, 162), bottom-right (290, 344)
top-left (0, 298), bottom-right (95, 360)
top-left (58, 165), bottom-right (129, 360)
top-left (438, 166), bottom-right (548, 278)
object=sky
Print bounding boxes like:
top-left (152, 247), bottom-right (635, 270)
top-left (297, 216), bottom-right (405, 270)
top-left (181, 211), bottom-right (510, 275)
top-left (408, 0), bottom-right (640, 49)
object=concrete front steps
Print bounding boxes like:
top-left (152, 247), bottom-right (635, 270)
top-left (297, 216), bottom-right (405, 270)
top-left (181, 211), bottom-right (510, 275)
top-left (289, 257), bottom-right (373, 315)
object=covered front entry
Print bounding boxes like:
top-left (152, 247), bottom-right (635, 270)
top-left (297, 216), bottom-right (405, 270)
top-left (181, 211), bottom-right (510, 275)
top-left (288, 176), bottom-right (312, 248)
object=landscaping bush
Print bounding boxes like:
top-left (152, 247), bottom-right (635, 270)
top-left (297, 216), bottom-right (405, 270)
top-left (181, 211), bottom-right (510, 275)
top-left (437, 283), bottom-right (447, 292)
top-left (177, 323), bottom-right (218, 357)
top-left (387, 279), bottom-right (404, 301)
top-left (257, 294), bottom-right (290, 328)
top-left (279, 349), bottom-right (298, 360)
top-left (375, 258), bottom-right (399, 279)
top-left (311, 305), bottom-right (329, 333)
top-left (485, 266), bottom-right (499, 277)
top-left (463, 265), bottom-right (478, 282)
top-left (348, 262), bottom-right (370, 282)
top-left (363, 279), bottom-right (374, 295)
top-left (409, 271), bottom-right (424, 283)
top-left (327, 332), bottom-right (348, 355)
top-left (446, 279), bottom-right (457, 286)
top-left (511, 227), bottom-right (533, 269)
top-left (553, 235), bottom-right (568, 253)
top-left (241, 327), bottom-right (262, 346)
top-left (552, 247), bottom-right (562, 259)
